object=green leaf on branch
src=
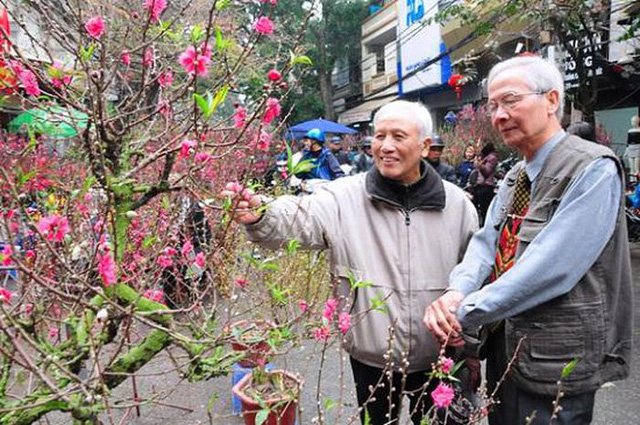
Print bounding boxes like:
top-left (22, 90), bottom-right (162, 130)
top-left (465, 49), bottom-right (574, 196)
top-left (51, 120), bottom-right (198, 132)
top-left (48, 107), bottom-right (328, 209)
top-left (286, 239), bottom-right (300, 255)
top-left (292, 158), bottom-right (316, 174)
top-left (255, 409), bottom-right (270, 425)
top-left (206, 391), bottom-right (219, 412)
top-left (562, 358), bottom-right (580, 379)
top-left (289, 51), bottom-right (313, 66)
top-left (215, 27), bottom-right (231, 51)
top-left (324, 398), bottom-right (336, 411)
top-left (211, 85), bottom-right (229, 113)
top-left (371, 292), bottom-right (389, 313)
top-left (190, 25), bottom-right (205, 43)
top-left (143, 235), bottom-right (158, 248)
top-left (80, 43), bottom-right (95, 62)
top-left (347, 271), bottom-right (372, 290)
top-left (215, 0), bottom-right (232, 10)
top-left (193, 86), bottom-right (228, 119)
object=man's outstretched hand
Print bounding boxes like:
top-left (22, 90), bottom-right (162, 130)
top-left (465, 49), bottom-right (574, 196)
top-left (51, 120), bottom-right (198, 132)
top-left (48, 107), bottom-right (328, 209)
top-left (220, 182), bottom-right (263, 225)
top-left (424, 289), bottom-right (465, 347)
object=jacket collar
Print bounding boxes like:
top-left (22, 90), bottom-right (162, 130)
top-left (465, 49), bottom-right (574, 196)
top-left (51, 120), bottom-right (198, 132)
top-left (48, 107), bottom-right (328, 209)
top-left (365, 160), bottom-right (446, 211)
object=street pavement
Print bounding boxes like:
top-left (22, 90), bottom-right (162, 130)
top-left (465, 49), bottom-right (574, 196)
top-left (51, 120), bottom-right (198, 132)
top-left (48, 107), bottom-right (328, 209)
top-left (44, 245), bottom-right (640, 424)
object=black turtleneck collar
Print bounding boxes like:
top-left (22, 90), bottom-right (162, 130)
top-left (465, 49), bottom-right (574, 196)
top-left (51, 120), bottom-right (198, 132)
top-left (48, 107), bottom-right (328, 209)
top-left (365, 160), bottom-right (446, 211)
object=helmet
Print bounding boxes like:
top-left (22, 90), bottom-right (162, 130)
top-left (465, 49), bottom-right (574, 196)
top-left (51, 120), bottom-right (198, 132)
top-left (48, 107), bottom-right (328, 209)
top-left (431, 135), bottom-right (445, 147)
top-left (362, 136), bottom-right (373, 147)
top-left (330, 136), bottom-right (341, 143)
top-left (306, 128), bottom-right (325, 143)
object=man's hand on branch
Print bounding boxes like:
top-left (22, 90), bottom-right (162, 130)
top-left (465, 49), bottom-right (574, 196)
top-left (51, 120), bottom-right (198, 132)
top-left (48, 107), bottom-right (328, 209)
top-left (424, 289), bottom-right (465, 347)
top-left (220, 182), bottom-right (263, 225)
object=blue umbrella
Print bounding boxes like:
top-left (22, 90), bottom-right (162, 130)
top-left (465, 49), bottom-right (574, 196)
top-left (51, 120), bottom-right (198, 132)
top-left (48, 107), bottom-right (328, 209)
top-left (287, 118), bottom-right (357, 139)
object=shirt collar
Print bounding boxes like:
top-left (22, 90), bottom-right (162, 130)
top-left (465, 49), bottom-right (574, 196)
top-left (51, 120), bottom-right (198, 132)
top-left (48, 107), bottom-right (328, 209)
top-left (524, 130), bottom-right (566, 182)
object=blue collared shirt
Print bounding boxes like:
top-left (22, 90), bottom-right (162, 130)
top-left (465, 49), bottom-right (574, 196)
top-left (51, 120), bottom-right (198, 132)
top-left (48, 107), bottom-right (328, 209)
top-left (450, 131), bottom-right (622, 330)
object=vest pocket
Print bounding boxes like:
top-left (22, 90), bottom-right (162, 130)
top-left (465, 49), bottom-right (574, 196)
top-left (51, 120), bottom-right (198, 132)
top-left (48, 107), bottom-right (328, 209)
top-left (506, 302), bottom-right (604, 383)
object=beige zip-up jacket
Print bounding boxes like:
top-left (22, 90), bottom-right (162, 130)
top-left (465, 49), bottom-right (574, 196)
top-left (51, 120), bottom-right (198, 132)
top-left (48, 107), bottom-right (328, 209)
top-left (246, 164), bottom-right (478, 372)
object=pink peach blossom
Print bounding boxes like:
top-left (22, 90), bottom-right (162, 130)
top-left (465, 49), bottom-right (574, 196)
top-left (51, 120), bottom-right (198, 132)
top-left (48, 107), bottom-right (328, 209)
top-left (195, 152), bottom-right (211, 163)
top-left (234, 278), bottom-right (248, 289)
top-left (338, 312), bottom-right (351, 334)
top-left (143, 288), bottom-right (165, 304)
top-left (144, 0), bottom-right (167, 21)
top-left (18, 69), bottom-right (40, 97)
top-left (1, 244), bottom-right (13, 266)
top-left (98, 253), bottom-right (117, 286)
top-left (256, 131), bottom-right (271, 151)
top-left (298, 300), bottom-right (308, 313)
top-left (313, 325), bottom-right (331, 342)
top-left (180, 138), bottom-right (197, 159)
top-left (157, 255), bottom-right (173, 269)
top-left (262, 97), bottom-right (280, 124)
top-left (37, 215), bottom-right (70, 242)
top-left (143, 47), bottom-right (155, 67)
top-left (322, 298), bottom-right (338, 320)
top-left (85, 16), bottom-right (105, 39)
top-left (267, 69), bottom-right (282, 82)
top-left (158, 71), bottom-right (173, 88)
top-left (233, 105), bottom-right (247, 129)
top-left (441, 357), bottom-right (455, 374)
top-left (179, 45), bottom-right (211, 76)
top-left (431, 383), bottom-right (455, 408)
top-left (195, 252), bottom-right (205, 268)
top-left (181, 240), bottom-right (193, 257)
top-left (0, 288), bottom-right (15, 304)
top-left (253, 16), bottom-right (274, 36)
top-left (121, 51), bottom-right (131, 66)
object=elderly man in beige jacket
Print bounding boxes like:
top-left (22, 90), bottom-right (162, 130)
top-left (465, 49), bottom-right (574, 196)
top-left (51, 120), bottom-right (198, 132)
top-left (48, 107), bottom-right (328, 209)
top-left (222, 100), bottom-right (478, 425)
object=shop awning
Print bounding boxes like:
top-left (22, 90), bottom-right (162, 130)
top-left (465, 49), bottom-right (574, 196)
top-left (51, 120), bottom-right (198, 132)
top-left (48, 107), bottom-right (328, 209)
top-left (338, 95), bottom-right (397, 125)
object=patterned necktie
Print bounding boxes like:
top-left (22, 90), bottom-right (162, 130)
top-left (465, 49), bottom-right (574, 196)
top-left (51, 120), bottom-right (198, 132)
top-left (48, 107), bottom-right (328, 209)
top-left (511, 168), bottom-right (531, 218)
top-left (486, 168), bottom-right (531, 334)
top-left (489, 168), bottom-right (531, 282)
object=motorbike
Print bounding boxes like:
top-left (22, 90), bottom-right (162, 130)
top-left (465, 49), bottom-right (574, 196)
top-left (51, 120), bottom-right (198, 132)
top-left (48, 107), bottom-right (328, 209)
top-left (626, 202), bottom-right (640, 243)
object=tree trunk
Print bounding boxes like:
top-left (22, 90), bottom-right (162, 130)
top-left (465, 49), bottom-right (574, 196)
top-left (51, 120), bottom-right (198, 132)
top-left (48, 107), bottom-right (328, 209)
top-left (318, 68), bottom-right (335, 121)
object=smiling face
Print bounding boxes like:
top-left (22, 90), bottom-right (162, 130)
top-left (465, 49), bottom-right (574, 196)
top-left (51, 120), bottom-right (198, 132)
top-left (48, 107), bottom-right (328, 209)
top-left (488, 69), bottom-right (561, 159)
top-left (372, 115), bottom-right (429, 184)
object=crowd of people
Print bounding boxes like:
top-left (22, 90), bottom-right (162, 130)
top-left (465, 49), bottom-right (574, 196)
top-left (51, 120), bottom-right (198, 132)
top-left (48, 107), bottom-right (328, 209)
top-left (226, 55), bottom-right (633, 425)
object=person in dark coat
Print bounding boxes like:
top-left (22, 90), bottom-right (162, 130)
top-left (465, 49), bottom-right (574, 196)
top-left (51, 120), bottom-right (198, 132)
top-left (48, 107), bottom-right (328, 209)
top-left (295, 128), bottom-right (345, 181)
top-left (424, 135), bottom-right (457, 183)
top-left (472, 142), bottom-right (498, 226)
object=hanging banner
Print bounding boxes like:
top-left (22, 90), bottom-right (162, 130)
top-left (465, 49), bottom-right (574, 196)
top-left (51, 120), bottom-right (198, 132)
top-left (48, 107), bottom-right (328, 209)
top-left (396, 0), bottom-right (443, 95)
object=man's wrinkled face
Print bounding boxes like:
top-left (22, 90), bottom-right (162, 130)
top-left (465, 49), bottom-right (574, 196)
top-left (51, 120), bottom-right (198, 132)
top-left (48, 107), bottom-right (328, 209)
top-left (488, 69), bottom-right (559, 152)
top-left (372, 115), bottom-right (428, 184)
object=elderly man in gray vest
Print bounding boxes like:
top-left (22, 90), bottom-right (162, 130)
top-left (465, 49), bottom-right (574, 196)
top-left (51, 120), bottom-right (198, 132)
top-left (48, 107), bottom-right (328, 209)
top-left (425, 56), bottom-right (632, 425)
top-left (222, 100), bottom-right (478, 425)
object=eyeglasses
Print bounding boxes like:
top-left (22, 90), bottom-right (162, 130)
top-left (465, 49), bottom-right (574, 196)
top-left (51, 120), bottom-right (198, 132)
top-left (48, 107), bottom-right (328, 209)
top-left (486, 91), bottom-right (548, 116)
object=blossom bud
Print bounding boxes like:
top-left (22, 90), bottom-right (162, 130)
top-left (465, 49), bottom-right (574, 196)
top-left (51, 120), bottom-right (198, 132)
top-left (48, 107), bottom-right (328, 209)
top-left (125, 210), bottom-right (137, 219)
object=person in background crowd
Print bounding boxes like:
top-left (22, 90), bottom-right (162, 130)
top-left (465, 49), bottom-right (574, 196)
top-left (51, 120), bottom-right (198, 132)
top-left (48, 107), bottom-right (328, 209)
top-left (472, 142), bottom-right (498, 226)
top-left (328, 136), bottom-right (351, 165)
top-left (567, 121), bottom-right (596, 142)
top-left (456, 145), bottom-right (476, 189)
top-left (626, 116), bottom-right (640, 181)
top-left (352, 136), bottom-right (374, 174)
top-left (222, 100), bottom-right (478, 425)
top-left (424, 135), bottom-right (457, 183)
top-left (426, 55), bottom-right (632, 425)
top-left (295, 128), bottom-right (345, 181)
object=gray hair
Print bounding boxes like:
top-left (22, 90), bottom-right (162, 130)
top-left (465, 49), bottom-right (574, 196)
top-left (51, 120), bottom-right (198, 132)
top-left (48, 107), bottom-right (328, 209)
top-left (487, 56), bottom-right (565, 120)
top-left (373, 100), bottom-right (433, 140)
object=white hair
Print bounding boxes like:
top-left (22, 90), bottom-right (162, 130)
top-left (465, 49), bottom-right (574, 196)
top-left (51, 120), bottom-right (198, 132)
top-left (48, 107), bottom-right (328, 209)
top-left (487, 56), bottom-right (565, 120)
top-left (373, 100), bottom-right (433, 140)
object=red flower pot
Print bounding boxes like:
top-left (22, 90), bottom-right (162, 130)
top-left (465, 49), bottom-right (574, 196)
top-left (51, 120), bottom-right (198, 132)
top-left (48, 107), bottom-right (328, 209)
top-left (228, 319), bottom-right (275, 368)
top-left (232, 369), bottom-right (302, 425)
